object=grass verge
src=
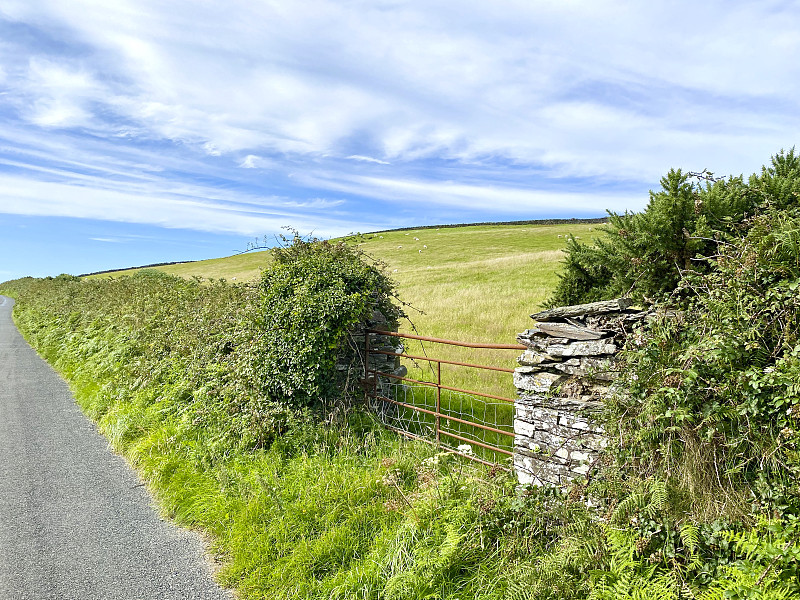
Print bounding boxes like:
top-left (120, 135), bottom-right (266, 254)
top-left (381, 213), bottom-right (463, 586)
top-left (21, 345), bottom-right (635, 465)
top-left (0, 273), bottom-right (600, 600)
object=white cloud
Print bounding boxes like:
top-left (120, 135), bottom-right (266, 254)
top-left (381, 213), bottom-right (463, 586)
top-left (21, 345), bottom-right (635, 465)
top-left (0, 170), bottom-right (370, 238)
top-left (346, 155), bottom-right (391, 165)
top-left (16, 59), bottom-right (105, 128)
top-left (5, 0), bottom-right (796, 176)
top-left (28, 99), bottom-right (91, 128)
top-left (0, 0), bottom-right (798, 229)
top-left (304, 173), bottom-right (642, 215)
top-left (239, 154), bottom-right (278, 169)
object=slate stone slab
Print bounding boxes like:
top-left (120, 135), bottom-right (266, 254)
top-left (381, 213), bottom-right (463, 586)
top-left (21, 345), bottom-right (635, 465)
top-left (530, 298), bottom-right (633, 321)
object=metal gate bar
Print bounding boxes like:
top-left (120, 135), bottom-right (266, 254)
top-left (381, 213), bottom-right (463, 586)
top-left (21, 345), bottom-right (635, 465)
top-left (364, 328), bottom-right (525, 468)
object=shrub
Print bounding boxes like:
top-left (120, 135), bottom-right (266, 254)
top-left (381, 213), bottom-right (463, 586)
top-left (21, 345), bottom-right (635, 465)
top-left (246, 236), bottom-right (401, 407)
top-left (548, 150), bottom-right (800, 307)
top-left (604, 209), bottom-right (800, 517)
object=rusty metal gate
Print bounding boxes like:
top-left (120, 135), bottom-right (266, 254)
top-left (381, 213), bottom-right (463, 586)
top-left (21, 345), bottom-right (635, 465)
top-left (364, 329), bottom-right (526, 468)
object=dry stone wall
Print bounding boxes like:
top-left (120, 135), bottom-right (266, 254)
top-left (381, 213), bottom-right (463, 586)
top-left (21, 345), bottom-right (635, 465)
top-left (514, 298), bottom-right (650, 486)
top-left (341, 309), bottom-right (407, 393)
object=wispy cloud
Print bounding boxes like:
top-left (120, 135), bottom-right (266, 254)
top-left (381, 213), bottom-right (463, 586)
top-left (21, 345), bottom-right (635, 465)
top-left (347, 155), bottom-right (391, 165)
top-left (303, 173), bottom-right (638, 215)
top-left (0, 172), bottom-right (365, 237)
top-left (1, 1), bottom-right (799, 277)
top-left (4, 1), bottom-right (798, 177)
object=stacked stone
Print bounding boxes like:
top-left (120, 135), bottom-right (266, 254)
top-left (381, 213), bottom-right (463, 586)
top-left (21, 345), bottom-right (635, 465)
top-left (341, 309), bottom-right (407, 387)
top-left (513, 298), bottom-right (649, 486)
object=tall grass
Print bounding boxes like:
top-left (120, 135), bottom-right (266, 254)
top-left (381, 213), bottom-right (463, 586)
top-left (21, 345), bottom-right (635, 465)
top-left (1, 273), bottom-right (602, 600)
top-left (88, 222), bottom-right (602, 403)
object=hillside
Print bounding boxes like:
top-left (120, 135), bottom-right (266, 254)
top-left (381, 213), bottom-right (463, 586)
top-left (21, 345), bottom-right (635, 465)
top-left (88, 222), bottom-right (603, 398)
top-left (4, 175), bottom-right (799, 599)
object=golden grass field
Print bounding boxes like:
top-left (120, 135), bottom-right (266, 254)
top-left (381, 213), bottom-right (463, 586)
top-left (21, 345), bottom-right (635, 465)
top-left (90, 222), bottom-right (603, 401)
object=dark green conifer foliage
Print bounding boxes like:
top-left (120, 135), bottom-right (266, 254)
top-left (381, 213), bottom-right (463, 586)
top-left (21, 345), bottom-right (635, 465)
top-left (545, 151), bottom-right (800, 306)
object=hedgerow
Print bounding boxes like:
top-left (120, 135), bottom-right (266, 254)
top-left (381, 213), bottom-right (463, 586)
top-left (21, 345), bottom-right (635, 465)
top-left (3, 184), bottom-right (800, 598)
top-left (561, 156), bottom-right (800, 599)
top-left (607, 210), bottom-right (800, 506)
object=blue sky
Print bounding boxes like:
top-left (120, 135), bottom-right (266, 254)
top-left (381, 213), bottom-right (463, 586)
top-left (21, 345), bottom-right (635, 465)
top-left (1, 1), bottom-right (799, 280)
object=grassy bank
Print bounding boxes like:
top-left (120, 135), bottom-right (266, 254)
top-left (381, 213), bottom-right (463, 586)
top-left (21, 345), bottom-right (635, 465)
top-left (3, 234), bottom-right (798, 598)
top-left (0, 272), bottom-right (603, 600)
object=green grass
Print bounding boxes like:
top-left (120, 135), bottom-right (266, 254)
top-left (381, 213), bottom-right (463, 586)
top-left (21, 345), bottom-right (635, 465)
top-left (90, 223), bottom-right (602, 400)
top-left (351, 223), bottom-right (601, 396)
top-left (85, 249), bottom-right (274, 282)
top-left (2, 272), bottom-right (585, 599)
top-left (85, 222), bottom-right (603, 460)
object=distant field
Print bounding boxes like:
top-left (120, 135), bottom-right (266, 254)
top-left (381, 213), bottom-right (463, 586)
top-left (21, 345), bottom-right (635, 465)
top-left (84, 249), bottom-right (274, 282)
top-left (352, 223), bottom-right (602, 404)
top-left (88, 222), bottom-right (603, 400)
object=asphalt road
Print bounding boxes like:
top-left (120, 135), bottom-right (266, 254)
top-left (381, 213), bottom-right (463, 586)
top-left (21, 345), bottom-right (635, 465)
top-left (0, 296), bottom-right (233, 600)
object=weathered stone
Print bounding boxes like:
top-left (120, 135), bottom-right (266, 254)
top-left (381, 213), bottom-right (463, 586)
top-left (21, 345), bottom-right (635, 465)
top-left (571, 463), bottom-right (591, 475)
top-left (516, 349), bottom-right (552, 366)
top-left (534, 322), bottom-right (605, 340)
top-left (552, 356), bottom-right (618, 381)
top-left (513, 369), bottom-right (564, 393)
top-left (587, 383), bottom-right (611, 397)
top-left (582, 356), bottom-right (616, 375)
top-left (516, 414), bottom-right (605, 440)
top-left (517, 393), bottom-right (604, 414)
top-left (552, 359), bottom-right (580, 375)
top-left (370, 309), bottom-right (388, 323)
top-left (374, 346), bottom-right (400, 356)
top-left (514, 404), bottom-right (555, 423)
top-left (518, 328), bottom-right (550, 340)
top-left (554, 447), bottom-right (570, 459)
top-left (515, 421), bottom-right (575, 446)
top-left (517, 331), bottom-right (570, 349)
top-left (516, 428), bottom-right (583, 455)
top-left (514, 450), bottom-right (580, 486)
top-left (544, 340), bottom-right (617, 357)
top-left (530, 298), bottom-right (633, 321)
top-left (558, 378), bottom-right (587, 399)
top-left (514, 301), bottom-right (637, 487)
top-left (514, 455), bottom-right (556, 486)
top-left (570, 450), bottom-right (591, 462)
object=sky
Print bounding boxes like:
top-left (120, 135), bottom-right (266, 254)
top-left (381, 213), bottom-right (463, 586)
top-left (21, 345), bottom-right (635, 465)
top-left (1, 1), bottom-right (799, 280)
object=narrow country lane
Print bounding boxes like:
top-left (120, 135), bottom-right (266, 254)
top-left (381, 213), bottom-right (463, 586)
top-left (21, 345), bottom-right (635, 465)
top-left (0, 296), bottom-right (233, 600)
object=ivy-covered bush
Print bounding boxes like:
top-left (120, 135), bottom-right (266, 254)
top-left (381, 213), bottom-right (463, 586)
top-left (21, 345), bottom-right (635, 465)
top-left (232, 237), bottom-right (402, 442)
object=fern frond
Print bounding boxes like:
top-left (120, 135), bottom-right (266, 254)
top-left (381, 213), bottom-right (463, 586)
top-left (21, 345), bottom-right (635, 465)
top-left (650, 479), bottom-right (668, 511)
top-left (679, 521), bottom-right (700, 559)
